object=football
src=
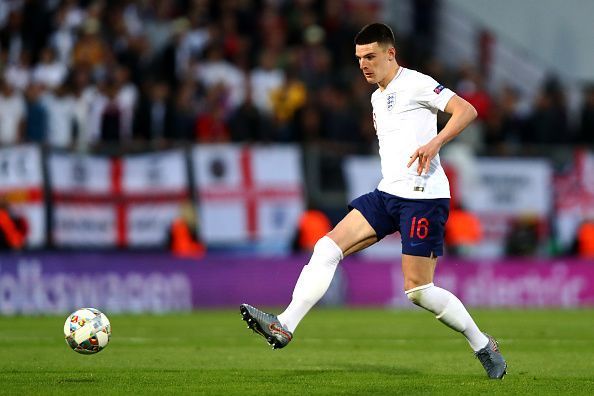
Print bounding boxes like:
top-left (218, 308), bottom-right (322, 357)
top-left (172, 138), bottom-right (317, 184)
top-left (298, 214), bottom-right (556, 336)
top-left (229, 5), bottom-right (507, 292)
top-left (63, 308), bottom-right (111, 354)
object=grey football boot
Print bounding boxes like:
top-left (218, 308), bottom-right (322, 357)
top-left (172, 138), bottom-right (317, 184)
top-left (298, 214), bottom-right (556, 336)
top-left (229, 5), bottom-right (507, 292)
top-left (475, 333), bottom-right (507, 379)
top-left (240, 304), bottom-right (292, 349)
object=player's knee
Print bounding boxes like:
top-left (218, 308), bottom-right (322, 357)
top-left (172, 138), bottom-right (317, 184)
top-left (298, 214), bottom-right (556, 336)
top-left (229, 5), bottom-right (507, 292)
top-left (403, 277), bottom-right (428, 293)
top-left (312, 236), bottom-right (343, 263)
top-left (406, 289), bottom-right (422, 306)
top-left (404, 283), bottom-right (434, 306)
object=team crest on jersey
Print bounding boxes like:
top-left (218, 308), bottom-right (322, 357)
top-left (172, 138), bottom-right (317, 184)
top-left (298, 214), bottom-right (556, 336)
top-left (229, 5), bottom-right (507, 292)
top-left (386, 93), bottom-right (395, 111)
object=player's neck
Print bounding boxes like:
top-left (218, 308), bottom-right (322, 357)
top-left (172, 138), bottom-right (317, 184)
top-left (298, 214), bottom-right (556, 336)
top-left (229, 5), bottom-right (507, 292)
top-left (377, 64), bottom-right (400, 92)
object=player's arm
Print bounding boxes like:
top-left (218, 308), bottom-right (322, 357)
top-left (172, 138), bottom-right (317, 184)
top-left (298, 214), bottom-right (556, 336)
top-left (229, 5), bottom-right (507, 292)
top-left (407, 95), bottom-right (477, 175)
top-left (435, 95), bottom-right (478, 147)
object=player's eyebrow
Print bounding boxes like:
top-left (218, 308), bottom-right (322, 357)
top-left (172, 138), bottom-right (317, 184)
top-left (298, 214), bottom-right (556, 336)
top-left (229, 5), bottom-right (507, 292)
top-left (355, 52), bottom-right (376, 60)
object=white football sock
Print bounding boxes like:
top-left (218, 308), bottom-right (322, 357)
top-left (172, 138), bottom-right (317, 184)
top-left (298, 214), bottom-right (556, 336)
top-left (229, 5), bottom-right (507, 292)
top-left (405, 283), bottom-right (489, 352)
top-left (277, 236), bottom-right (343, 333)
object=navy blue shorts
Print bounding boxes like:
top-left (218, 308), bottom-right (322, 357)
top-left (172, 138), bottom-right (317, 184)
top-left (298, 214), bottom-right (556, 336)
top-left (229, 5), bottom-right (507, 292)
top-left (348, 189), bottom-right (450, 257)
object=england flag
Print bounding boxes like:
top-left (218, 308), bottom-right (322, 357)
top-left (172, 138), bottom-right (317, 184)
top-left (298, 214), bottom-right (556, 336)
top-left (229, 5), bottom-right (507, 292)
top-left (192, 144), bottom-right (304, 247)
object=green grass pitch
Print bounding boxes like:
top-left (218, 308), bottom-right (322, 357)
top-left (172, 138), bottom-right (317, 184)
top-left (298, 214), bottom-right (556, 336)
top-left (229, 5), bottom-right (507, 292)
top-left (1, 309), bottom-right (593, 395)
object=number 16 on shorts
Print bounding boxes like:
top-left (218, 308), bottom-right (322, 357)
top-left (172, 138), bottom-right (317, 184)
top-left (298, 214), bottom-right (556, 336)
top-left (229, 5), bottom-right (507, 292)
top-left (410, 216), bottom-right (429, 239)
top-left (400, 197), bottom-right (448, 257)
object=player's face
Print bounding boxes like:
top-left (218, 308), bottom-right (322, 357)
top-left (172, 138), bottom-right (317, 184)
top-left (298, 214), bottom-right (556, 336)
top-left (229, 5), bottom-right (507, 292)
top-left (355, 42), bottom-right (394, 85)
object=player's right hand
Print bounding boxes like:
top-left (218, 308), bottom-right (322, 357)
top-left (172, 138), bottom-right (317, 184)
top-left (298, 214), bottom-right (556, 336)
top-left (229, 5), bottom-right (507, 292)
top-left (407, 140), bottom-right (441, 175)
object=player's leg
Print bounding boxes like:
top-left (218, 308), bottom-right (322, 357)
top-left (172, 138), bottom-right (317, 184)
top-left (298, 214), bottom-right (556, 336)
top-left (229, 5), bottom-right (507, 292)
top-left (241, 190), bottom-right (390, 348)
top-left (402, 254), bottom-right (506, 378)
top-left (399, 197), bottom-right (506, 378)
top-left (401, 254), bottom-right (489, 350)
top-left (241, 208), bottom-right (377, 348)
top-left (276, 208), bottom-right (377, 332)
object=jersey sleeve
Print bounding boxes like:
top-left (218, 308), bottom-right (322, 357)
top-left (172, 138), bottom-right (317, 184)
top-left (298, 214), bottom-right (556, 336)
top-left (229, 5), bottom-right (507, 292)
top-left (413, 72), bottom-right (455, 112)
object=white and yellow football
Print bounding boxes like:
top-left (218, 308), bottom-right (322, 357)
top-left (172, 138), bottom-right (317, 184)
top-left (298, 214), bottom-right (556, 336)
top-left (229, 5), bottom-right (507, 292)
top-left (64, 308), bottom-right (111, 354)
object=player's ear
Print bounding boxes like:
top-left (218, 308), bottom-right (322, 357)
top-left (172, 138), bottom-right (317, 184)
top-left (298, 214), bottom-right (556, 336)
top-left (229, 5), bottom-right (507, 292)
top-left (388, 46), bottom-right (396, 61)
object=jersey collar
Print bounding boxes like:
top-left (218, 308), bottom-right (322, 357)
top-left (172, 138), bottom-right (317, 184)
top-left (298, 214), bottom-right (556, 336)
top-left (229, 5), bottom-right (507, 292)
top-left (382, 66), bottom-right (405, 93)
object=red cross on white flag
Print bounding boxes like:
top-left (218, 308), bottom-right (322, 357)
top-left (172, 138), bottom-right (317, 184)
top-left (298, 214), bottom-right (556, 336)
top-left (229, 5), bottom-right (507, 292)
top-left (49, 150), bottom-right (190, 248)
top-left (193, 144), bottom-right (304, 245)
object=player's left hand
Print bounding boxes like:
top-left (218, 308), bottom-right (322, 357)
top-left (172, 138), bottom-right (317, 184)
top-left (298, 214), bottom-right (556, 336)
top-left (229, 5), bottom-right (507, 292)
top-left (407, 140), bottom-right (442, 175)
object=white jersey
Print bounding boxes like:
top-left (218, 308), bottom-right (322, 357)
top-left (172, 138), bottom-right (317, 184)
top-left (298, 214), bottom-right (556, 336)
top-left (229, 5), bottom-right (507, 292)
top-left (371, 67), bottom-right (455, 199)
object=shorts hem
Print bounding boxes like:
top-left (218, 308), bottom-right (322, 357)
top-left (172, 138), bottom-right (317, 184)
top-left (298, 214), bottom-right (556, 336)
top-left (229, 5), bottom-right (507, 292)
top-left (401, 249), bottom-right (443, 258)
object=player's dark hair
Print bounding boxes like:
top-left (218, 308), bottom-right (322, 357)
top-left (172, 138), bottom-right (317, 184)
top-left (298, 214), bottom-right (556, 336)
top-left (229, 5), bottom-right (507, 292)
top-left (354, 23), bottom-right (396, 48)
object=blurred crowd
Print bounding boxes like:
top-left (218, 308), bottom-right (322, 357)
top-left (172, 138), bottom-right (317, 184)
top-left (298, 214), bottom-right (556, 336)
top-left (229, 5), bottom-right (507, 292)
top-left (0, 0), bottom-right (377, 153)
top-left (1, 0), bottom-right (593, 154)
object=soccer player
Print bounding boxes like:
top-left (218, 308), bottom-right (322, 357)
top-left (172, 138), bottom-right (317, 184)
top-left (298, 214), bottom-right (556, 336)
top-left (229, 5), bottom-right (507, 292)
top-left (240, 23), bottom-right (507, 379)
